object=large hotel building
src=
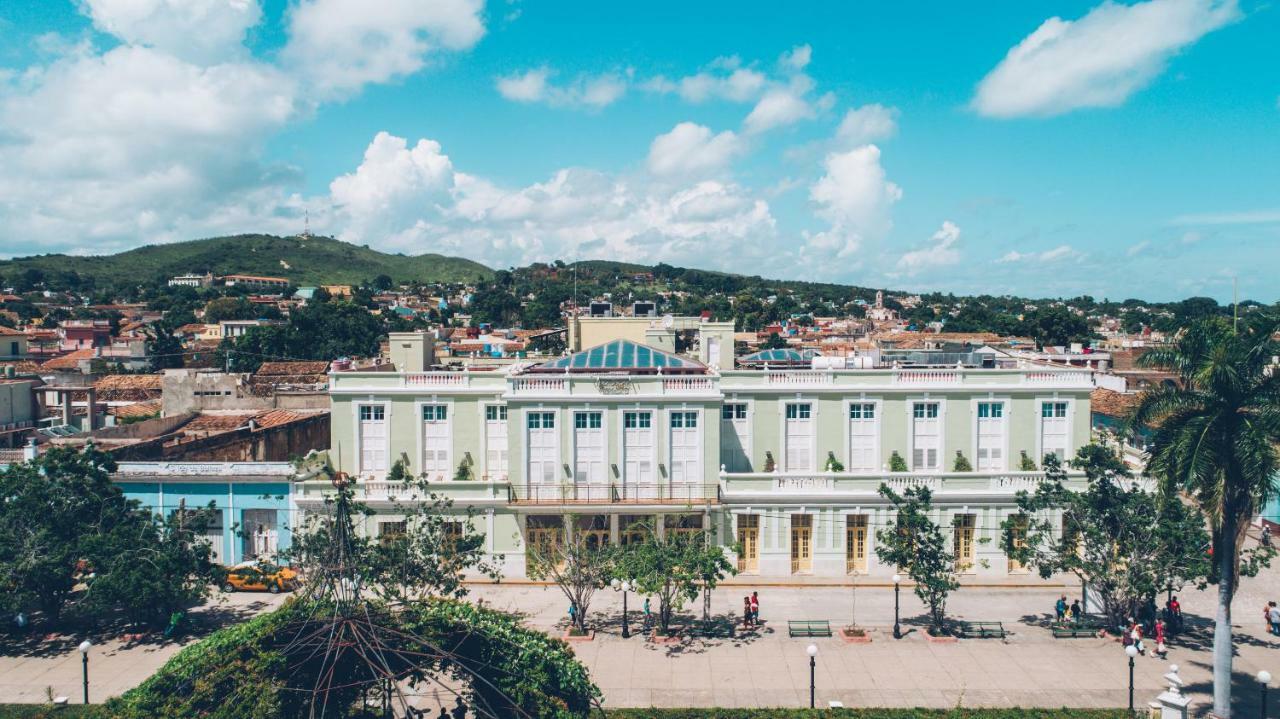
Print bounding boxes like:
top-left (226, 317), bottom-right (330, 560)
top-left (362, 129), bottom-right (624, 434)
top-left (307, 318), bottom-right (1094, 580)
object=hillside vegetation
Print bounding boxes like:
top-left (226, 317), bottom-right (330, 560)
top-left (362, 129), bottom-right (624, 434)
top-left (0, 234), bottom-right (492, 288)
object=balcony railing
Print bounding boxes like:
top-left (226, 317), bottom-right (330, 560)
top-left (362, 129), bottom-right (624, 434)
top-left (404, 372), bottom-right (469, 388)
top-left (509, 482), bottom-right (720, 505)
top-left (512, 377), bottom-right (568, 394)
top-left (719, 469), bottom-right (1090, 497)
top-left (662, 377), bottom-right (715, 393)
top-left (765, 371), bottom-right (834, 386)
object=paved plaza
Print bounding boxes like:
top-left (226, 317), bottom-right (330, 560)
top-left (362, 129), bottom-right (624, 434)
top-left (2, 566), bottom-right (1279, 716)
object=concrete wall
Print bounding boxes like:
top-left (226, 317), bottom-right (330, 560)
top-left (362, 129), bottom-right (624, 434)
top-left (163, 369), bottom-right (327, 414)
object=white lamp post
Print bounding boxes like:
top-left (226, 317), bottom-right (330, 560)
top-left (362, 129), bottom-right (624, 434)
top-left (806, 643), bottom-right (818, 708)
top-left (892, 573), bottom-right (903, 639)
top-left (1258, 670), bottom-right (1272, 719)
top-left (1125, 644), bottom-right (1139, 715)
top-left (78, 640), bottom-right (91, 704)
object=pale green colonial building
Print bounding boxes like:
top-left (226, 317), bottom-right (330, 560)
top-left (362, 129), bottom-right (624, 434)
top-left (305, 330), bottom-right (1095, 579)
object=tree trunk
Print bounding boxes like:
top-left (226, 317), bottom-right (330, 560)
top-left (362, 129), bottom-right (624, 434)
top-left (1213, 513), bottom-right (1238, 718)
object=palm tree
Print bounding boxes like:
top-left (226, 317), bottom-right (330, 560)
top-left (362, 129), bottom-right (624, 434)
top-left (1130, 318), bottom-right (1280, 717)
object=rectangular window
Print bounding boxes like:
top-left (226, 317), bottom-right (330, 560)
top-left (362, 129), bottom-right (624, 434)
top-left (848, 403), bottom-right (875, 419)
top-left (527, 412), bottom-right (555, 429)
top-left (848, 402), bottom-right (877, 472)
top-left (786, 403), bottom-right (812, 420)
top-left (784, 403), bottom-right (814, 472)
top-left (669, 411), bottom-right (701, 484)
top-left (485, 405), bottom-right (509, 479)
top-left (720, 403), bottom-right (751, 472)
top-left (1040, 401), bottom-right (1070, 463)
top-left (976, 401), bottom-right (1006, 472)
top-left (358, 404), bottom-right (387, 474)
top-left (913, 403), bottom-right (939, 419)
top-left (422, 405), bottom-right (447, 421)
top-left (1008, 515), bottom-right (1028, 572)
top-left (846, 515), bottom-right (868, 573)
top-left (574, 412), bottom-right (602, 430)
top-left (911, 402), bottom-right (941, 470)
top-left (485, 405), bottom-right (507, 421)
top-left (624, 411), bottom-right (652, 429)
top-left (953, 514), bottom-right (976, 571)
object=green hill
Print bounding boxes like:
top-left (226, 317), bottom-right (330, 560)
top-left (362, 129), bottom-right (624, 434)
top-left (0, 234), bottom-right (492, 288)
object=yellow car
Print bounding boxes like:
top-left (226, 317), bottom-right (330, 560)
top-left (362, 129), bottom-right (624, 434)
top-left (221, 561), bottom-right (298, 594)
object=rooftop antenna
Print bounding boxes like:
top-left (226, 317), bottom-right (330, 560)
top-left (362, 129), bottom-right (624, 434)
top-left (301, 209), bottom-right (312, 239)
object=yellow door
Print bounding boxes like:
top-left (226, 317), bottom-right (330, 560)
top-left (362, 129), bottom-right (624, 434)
top-left (846, 515), bottom-right (867, 573)
top-left (791, 515), bottom-right (812, 574)
top-left (953, 514), bottom-right (976, 571)
top-left (737, 515), bottom-right (759, 572)
top-left (526, 527), bottom-right (563, 563)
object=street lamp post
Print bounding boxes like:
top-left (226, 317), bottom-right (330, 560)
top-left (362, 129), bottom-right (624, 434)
top-left (1125, 644), bottom-right (1139, 716)
top-left (611, 578), bottom-right (634, 638)
top-left (1258, 670), bottom-right (1272, 719)
top-left (892, 573), bottom-right (902, 639)
top-left (78, 640), bottom-right (91, 704)
top-left (806, 644), bottom-right (818, 709)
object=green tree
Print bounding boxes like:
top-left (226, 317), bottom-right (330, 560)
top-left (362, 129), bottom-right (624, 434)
top-left (874, 484), bottom-right (960, 634)
top-left (0, 447), bottom-right (221, 628)
top-left (1130, 318), bottom-right (1280, 717)
top-left (285, 459), bottom-right (499, 605)
top-left (526, 521), bottom-right (615, 634)
top-left (1001, 447), bottom-right (1211, 630)
top-left (202, 296), bottom-right (258, 324)
top-left (147, 328), bottom-right (185, 370)
top-left (222, 300), bottom-right (384, 372)
top-left (762, 332), bottom-right (787, 349)
top-left (616, 531), bottom-right (735, 635)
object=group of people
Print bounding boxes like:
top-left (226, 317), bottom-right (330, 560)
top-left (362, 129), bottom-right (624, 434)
top-left (1053, 595), bottom-right (1084, 623)
top-left (741, 592), bottom-right (761, 628)
top-left (1123, 616), bottom-right (1168, 658)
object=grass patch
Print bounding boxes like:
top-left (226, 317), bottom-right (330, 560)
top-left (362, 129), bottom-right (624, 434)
top-left (0, 707), bottom-right (98, 719)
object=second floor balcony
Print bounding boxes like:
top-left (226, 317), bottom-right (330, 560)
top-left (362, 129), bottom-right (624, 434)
top-left (508, 481), bottom-right (721, 506)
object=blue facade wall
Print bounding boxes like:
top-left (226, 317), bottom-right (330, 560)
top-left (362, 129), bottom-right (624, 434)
top-left (117, 481), bottom-right (293, 565)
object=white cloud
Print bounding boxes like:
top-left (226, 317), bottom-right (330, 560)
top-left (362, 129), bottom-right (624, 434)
top-left (897, 221), bottom-right (962, 274)
top-left (835, 104), bottom-right (899, 146)
top-left (646, 122), bottom-right (741, 178)
top-left (744, 87), bottom-right (815, 134)
top-left (643, 65), bottom-right (767, 103)
top-left (78, 0), bottom-right (262, 64)
top-left (805, 144), bottom-right (902, 262)
top-left (324, 132), bottom-right (778, 271)
top-left (972, 0), bottom-right (1240, 118)
top-left (0, 45), bottom-right (299, 254)
top-left (282, 0), bottom-right (485, 98)
top-left (495, 67), bottom-right (627, 109)
top-left (779, 44), bottom-right (812, 71)
top-left (997, 244), bottom-right (1081, 263)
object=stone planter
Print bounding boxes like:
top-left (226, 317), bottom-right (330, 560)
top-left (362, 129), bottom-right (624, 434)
top-left (562, 629), bottom-right (595, 642)
top-left (839, 627), bottom-right (872, 644)
top-left (924, 630), bottom-right (958, 644)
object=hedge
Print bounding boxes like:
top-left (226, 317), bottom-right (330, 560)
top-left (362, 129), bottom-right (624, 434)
top-left (0, 704), bottom-right (1128, 719)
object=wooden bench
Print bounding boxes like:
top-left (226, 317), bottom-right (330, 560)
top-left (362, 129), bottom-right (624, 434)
top-left (955, 620), bottom-right (1006, 639)
top-left (788, 620), bottom-right (832, 638)
top-left (1052, 622), bottom-right (1101, 638)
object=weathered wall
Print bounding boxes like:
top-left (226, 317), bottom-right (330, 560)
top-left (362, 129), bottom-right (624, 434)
top-left (110, 413), bottom-right (330, 462)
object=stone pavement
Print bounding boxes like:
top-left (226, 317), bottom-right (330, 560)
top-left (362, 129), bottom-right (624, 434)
top-left (0, 591), bottom-right (288, 704)
top-left (467, 565), bottom-right (1280, 717)
top-left (2, 565), bottom-right (1278, 716)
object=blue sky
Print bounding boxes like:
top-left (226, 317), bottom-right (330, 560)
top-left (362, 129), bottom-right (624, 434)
top-left (0, 1), bottom-right (1276, 302)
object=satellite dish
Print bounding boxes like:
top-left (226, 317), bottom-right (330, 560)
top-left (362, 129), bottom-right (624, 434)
top-left (662, 314), bottom-right (674, 329)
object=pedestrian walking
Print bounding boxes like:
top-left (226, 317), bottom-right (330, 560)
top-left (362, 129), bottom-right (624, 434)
top-left (1055, 595), bottom-right (1067, 622)
top-left (568, 602), bottom-right (577, 629)
top-left (1153, 618), bottom-right (1167, 658)
top-left (742, 596), bottom-right (752, 628)
top-left (1268, 602), bottom-right (1280, 636)
top-left (643, 597), bottom-right (651, 632)
top-left (1263, 525), bottom-right (1272, 549)
top-left (1130, 621), bottom-right (1146, 655)
top-left (1168, 596), bottom-right (1182, 632)
top-left (1070, 599), bottom-right (1082, 623)
top-left (750, 591), bottom-right (760, 626)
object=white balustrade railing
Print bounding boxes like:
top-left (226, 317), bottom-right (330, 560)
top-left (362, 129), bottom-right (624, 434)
top-left (895, 370), bottom-right (960, 385)
top-left (765, 371), bottom-right (833, 386)
top-left (404, 372), bottom-right (468, 388)
top-left (884, 475), bottom-right (942, 492)
top-left (663, 377), bottom-right (715, 393)
top-left (1022, 370), bottom-right (1092, 386)
top-left (512, 377), bottom-right (568, 394)
top-left (990, 475), bottom-right (1045, 493)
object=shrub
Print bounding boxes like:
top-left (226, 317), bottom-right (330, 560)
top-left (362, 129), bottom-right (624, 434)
top-left (888, 451), bottom-right (908, 472)
top-left (952, 451), bottom-right (973, 472)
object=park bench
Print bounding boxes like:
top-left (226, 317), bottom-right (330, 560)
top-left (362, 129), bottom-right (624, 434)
top-left (788, 620), bottom-right (832, 638)
top-left (955, 620), bottom-right (1006, 639)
